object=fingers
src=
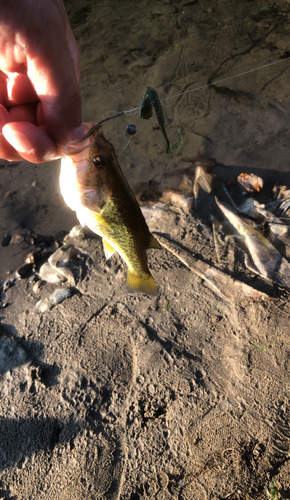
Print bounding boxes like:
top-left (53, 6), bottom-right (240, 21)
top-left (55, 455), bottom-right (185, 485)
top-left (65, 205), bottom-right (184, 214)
top-left (25, 1), bottom-right (82, 145)
top-left (66, 24), bottom-right (81, 89)
top-left (0, 0), bottom-right (82, 163)
top-left (8, 103), bottom-right (38, 124)
top-left (2, 122), bottom-right (59, 163)
top-left (0, 104), bottom-right (21, 159)
top-left (6, 73), bottom-right (38, 105)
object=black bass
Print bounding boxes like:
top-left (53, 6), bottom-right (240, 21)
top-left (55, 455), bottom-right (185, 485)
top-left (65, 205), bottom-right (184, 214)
top-left (60, 122), bottom-right (161, 296)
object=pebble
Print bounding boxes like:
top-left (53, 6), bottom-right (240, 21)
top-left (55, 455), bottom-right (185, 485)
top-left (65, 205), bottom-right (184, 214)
top-left (39, 262), bottom-right (65, 284)
top-left (32, 280), bottom-right (46, 294)
top-left (36, 287), bottom-right (73, 312)
top-left (10, 234), bottom-right (24, 244)
top-left (158, 471), bottom-right (169, 489)
top-left (147, 316), bottom-right (154, 326)
top-left (1, 233), bottom-right (11, 247)
top-left (24, 234), bottom-right (36, 245)
top-left (25, 249), bottom-right (42, 264)
top-left (16, 263), bottom-right (33, 279)
top-left (147, 384), bottom-right (155, 396)
top-left (2, 279), bottom-right (15, 293)
top-left (4, 190), bottom-right (15, 198)
top-left (65, 225), bottom-right (85, 240)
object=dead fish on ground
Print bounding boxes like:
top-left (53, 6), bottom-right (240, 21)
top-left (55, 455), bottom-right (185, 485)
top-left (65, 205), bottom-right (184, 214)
top-left (238, 198), bottom-right (289, 241)
top-left (59, 122), bottom-right (161, 296)
top-left (238, 198), bottom-right (283, 224)
top-left (216, 198), bottom-right (290, 287)
top-left (154, 234), bottom-right (274, 302)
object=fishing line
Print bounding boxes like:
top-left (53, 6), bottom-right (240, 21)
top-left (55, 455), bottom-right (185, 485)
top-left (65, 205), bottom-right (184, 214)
top-left (123, 136), bottom-right (133, 150)
top-left (107, 56), bottom-right (290, 117)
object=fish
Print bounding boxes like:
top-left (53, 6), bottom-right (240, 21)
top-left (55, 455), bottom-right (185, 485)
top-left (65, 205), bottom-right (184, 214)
top-left (215, 197), bottom-right (290, 287)
top-left (59, 122), bottom-right (161, 296)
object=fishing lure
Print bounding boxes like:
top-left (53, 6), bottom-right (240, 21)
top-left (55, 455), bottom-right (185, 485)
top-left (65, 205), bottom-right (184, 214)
top-left (139, 87), bottom-right (182, 155)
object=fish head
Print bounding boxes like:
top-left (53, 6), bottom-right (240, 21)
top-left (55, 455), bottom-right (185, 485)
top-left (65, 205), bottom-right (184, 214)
top-left (60, 123), bottom-right (121, 212)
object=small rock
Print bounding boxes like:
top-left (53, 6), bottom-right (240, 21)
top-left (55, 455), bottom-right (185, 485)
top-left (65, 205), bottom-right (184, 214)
top-left (4, 190), bottom-right (16, 198)
top-left (39, 263), bottom-right (65, 284)
top-left (1, 233), bottom-right (11, 247)
top-left (24, 234), bottom-right (36, 245)
top-left (147, 384), bottom-right (155, 396)
top-left (10, 234), bottom-right (24, 244)
top-left (36, 287), bottom-right (73, 312)
top-left (32, 280), bottom-right (46, 294)
top-left (65, 225), bottom-right (85, 240)
top-left (158, 471), bottom-right (169, 489)
top-left (256, 19), bottom-right (271, 28)
top-left (25, 249), bottom-right (42, 264)
top-left (129, 56), bottom-right (154, 70)
top-left (2, 279), bottom-right (15, 293)
top-left (16, 263), bottom-right (33, 279)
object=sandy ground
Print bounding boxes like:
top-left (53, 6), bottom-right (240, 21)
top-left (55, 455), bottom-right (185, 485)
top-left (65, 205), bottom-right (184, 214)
top-left (1, 0), bottom-right (290, 498)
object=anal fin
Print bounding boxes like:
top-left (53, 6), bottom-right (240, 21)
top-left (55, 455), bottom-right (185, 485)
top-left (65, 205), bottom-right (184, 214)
top-left (148, 234), bottom-right (162, 250)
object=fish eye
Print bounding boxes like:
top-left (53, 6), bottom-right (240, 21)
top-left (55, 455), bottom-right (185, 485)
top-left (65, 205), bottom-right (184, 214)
top-left (92, 155), bottom-right (105, 168)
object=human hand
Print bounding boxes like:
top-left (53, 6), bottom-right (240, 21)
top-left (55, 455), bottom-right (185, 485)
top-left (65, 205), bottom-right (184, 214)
top-left (0, 0), bottom-right (82, 163)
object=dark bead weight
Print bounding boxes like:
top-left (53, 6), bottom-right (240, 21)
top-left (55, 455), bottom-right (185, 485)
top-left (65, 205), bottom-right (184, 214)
top-left (126, 124), bottom-right (137, 136)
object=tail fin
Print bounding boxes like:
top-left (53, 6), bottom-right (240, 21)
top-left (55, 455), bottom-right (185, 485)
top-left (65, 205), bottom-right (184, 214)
top-left (126, 270), bottom-right (158, 297)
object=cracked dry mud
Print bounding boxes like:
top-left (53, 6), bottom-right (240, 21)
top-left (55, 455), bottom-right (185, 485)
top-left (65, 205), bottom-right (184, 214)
top-left (1, 0), bottom-right (290, 498)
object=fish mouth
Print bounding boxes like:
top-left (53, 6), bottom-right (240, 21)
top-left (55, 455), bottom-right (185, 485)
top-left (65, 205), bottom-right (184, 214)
top-left (60, 112), bottom-right (124, 158)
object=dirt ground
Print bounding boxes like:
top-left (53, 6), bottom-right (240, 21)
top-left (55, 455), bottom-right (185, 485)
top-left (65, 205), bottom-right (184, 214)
top-left (1, 0), bottom-right (290, 498)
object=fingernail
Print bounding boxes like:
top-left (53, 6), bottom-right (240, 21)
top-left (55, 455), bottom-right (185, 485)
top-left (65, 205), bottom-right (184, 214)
top-left (3, 128), bottom-right (34, 154)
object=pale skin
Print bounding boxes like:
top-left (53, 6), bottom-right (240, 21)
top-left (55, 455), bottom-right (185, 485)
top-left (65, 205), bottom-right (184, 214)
top-left (0, 0), bottom-right (82, 163)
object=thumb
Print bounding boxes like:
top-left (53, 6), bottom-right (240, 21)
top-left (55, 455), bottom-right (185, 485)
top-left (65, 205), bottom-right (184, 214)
top-left (3, 122), bottom-right (59, 163)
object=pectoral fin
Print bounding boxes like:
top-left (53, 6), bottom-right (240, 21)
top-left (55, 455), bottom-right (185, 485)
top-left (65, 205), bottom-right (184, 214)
top-left (93, 213), bottom-right (111, 231)
top-left (126, 270), bottom-right (158, 297)
top-left (102, 238), bottom-right (116, 260)
top-left (77, 207), bottom-right (112, 236)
